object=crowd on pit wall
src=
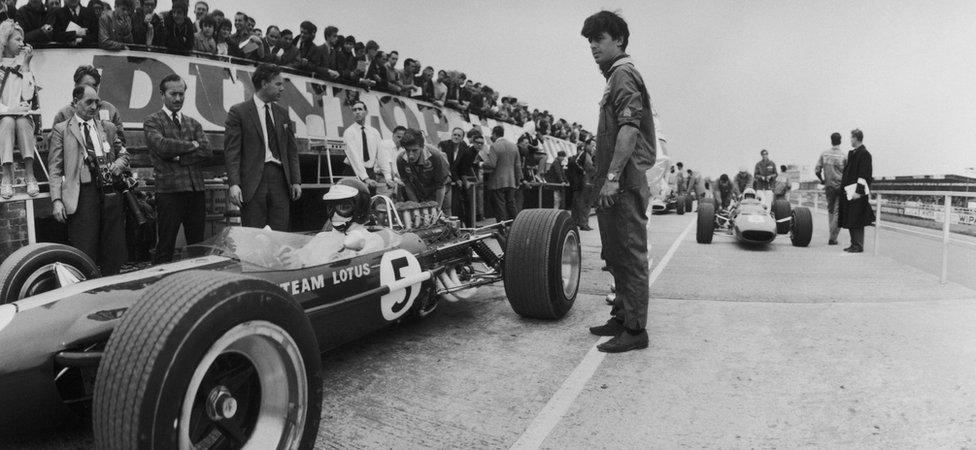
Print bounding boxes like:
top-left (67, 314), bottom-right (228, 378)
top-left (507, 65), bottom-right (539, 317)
top-left (5, 0), bottom-right (589, 139)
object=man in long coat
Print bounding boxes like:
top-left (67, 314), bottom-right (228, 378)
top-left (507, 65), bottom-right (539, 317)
top-left (838, 128), bottom-right (875, 253)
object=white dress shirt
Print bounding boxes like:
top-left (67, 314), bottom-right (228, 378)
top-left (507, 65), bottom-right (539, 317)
top-left (342, 121), bottom-right (382, 181)
top-left (252, 95), bottom-right (281, 164)
top-left (377, 139), bottom-right (402, 183)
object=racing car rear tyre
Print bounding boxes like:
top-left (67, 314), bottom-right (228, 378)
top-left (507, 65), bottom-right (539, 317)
top-left (676, 195), bottom-right (686, 215)
top-left (791, 207), bottom-right (813, 247)
top-left (0, 243), bottom-right (100, 304)
top-left (696, 201), bottom-right (715, 244)
top-left (93, 270), bottom-right (322, 450)
top-left (685, 195), bottom-right (694, 213)
top-left (773, 199), bottom-right (793, 234)
top-left (504, 209), bottom-right (580, 320)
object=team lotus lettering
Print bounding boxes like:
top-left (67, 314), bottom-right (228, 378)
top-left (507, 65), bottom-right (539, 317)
top-left (278, 263), bottom-right (372, 295)
top-left (332, 263), bottom-right (371, 284)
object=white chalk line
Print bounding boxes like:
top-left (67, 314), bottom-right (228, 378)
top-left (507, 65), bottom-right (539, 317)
top-left (510, 217), bottom-right (696, 450)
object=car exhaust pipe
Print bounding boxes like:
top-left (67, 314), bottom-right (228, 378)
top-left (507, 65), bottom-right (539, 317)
top-left (435, 267), bottom-right (478, 302)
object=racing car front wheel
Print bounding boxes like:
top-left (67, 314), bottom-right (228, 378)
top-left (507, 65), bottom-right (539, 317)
top-left (790, 207), bottom-right (813, 247)
top-left (93, 270), bottom-right (322, 450)
top-left (504, 209), bottom-right (580, 320)
top-left (0, 243), bottom-right (100, 304)
top-left (696, 201), bottom-right (715, 244)
top-left (773, 199), bottom-right (793, 234)
top-left (676, 195), bottom-right (686, 215)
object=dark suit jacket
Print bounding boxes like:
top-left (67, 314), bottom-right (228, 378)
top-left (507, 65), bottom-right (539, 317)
top-left (224, 99), bottom-right (301, 203)
top-left (438, 140), bottom-right (476, 183)
top-left (49, 5), bottom-right (98, 45)
top-left (839, 145), bottom-right (875, 228)
top-left (48, 117), bottom-right (129, 214)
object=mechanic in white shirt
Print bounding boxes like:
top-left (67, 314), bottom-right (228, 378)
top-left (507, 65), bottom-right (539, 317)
top-left (341, 101), bottom-right (384, 189)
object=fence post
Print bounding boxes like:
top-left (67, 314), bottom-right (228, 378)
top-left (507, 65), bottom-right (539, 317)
top-left (874, 193), bottom-right (881, 256)
top-left (941, 194), bottom-right (951, 285)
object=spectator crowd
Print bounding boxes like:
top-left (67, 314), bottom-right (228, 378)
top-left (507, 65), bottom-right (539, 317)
top-left (5, 0), bottom-right (588, 139)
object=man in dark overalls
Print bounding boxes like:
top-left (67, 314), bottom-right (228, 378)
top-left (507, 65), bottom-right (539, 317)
top-left (581, 11), bottom-right (657, 353)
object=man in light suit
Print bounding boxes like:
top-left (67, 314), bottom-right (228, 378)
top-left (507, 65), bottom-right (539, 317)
top-left (48, 85), bottom-right (130, 275)
top-left (482, 125), bottom-right (521, 222)
top-left (225, 64), bottom-right (302, 230)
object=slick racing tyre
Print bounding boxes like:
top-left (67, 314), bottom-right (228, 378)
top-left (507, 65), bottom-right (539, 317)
top-left (773, 199), bottom-right (793, 234)
top-left (676, 195), bottom-right (686, 215)
top-left (0, 243), bottom-right (100, 304)
top-left (696, 201), bottom-right (715, 244)
top-left (684, 195), bottom-right (695, 213)
top-left (791, 207), bottom-right (813, 247)
top-left (93, 270), bottom-right (322, 450)
top-left (504, 209), bottom-right (580, 320)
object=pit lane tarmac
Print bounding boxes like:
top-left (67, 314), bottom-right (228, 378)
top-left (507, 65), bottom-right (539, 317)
top-left (5, 207), bottom-right (976, 448)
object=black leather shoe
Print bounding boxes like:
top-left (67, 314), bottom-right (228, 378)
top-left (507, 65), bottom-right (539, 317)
top-left (597, 330), bottom-right (649, 353)
top-left (828, 240), bottom-right (838, 245)
top-left (589, 319), bottom-right (625, 336)
top-left (843, 246), bottom-right (853, 251)
top-left (846, 247), bottom-right (863, 253)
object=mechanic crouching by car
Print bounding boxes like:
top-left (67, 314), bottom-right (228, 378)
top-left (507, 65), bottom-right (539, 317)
top-left (396, 128), bottom-right (448, 206)
top-left (48, 85), bottom-right (130, 275)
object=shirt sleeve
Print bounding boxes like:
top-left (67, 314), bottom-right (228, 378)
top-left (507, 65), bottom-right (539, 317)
top-left (609, 69), bottom-right (645, 128)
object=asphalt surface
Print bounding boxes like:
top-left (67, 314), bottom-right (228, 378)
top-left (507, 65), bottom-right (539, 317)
top-left (5, 205), bottom-right (976, 448)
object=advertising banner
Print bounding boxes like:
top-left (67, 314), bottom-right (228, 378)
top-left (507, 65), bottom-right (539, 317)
top-left (32, 49), bottom-right (577, 160)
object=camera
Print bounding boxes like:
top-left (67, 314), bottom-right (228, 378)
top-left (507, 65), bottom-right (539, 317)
top-left (89, 154), bottom-right (148, 226)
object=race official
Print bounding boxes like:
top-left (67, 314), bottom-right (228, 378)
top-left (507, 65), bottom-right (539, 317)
top-left (839, 128), bottom-right (874, 253)
top-left (815, 132), bottom-right (847, 245)
top-left (144, 74), bottom-right (211, 263)
top-left (341, 100), bottom-right (383, 188)
top-left (754, 148), bottom-right (777, 209)
top-left (225, 64), bottom-right (302, 230)
top-left (48, 85), bottom-right (130, 275)
top-left (582, 11), bottom-right (656, 353)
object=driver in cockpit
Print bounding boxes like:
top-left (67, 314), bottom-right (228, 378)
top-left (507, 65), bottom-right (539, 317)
top-left (286, 179), bottom-right (385, 268)
top-left (740, 187), bottom-right (761, 206)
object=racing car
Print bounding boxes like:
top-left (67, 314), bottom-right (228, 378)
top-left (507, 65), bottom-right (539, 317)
top-left (0, 194), bottom-right (581, 449)
top-left (650, 188), bottom-right (692, 215)
top-left (696, 189), bottom-right (812, 246)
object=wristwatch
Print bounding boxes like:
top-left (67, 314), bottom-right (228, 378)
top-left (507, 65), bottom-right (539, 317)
top-left (607, 173), bottom-right (619, 182)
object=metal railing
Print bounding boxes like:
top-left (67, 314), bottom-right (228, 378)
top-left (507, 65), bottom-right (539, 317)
top-left (792, 188), bottom-right (976, 284)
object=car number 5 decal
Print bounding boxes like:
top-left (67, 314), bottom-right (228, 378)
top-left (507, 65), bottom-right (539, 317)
top-left (379, 249), bottom-right (422, 321)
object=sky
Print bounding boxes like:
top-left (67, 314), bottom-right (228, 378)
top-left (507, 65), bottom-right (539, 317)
top-left (145, 0), bottom-right (976, 179)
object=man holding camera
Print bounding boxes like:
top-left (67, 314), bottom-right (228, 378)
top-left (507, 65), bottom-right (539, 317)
top-left (48, 85), bottom-right (130, 275)
top-left (144, 74), bottom-right (211, 263)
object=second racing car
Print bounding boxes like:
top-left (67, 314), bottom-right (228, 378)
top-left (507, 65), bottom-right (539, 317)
top-left (696, 188), bottom-right (813, 247)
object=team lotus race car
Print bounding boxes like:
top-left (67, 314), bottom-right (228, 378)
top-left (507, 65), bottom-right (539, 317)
top-left (0, 193), bottom-right (581, 449)
top-left (696, 189), bottom-right (813, 246)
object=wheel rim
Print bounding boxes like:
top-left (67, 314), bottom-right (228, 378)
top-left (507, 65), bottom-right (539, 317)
top-left (17, 262), bottom-right (86, 300)
top-left (179, 320), bottom-right (308, 450)
top-left (560, 231), bottom-right (581, 299)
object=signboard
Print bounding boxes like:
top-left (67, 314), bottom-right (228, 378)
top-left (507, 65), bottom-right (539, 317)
top-left (33, 49), bottom-right (577, 160)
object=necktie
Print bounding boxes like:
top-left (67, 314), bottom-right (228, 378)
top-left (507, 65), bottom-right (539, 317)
top-left (264, 104), bottom-right (281, 160)
top-left (171, 110), bottom-right (181, 130)
top-left (83, 122), bottom-right (96, 155)
top-left (361, 125), bottom-right (370, 163)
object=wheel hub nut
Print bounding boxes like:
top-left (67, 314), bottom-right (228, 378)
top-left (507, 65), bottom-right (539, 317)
top-left (206, 386), bottom-right (238, 420)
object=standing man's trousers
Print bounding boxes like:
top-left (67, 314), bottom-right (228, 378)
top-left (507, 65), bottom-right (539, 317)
top-left (597, 185), bottom-right (650, 330)
top-left (490, 187), bottom-right (518, 222)
top-left (825, 186), bottom-right (841, 243)
top-left (67, 183), bottom-right (126, 275)
top-left (241, 163), bottom-right (290, 231)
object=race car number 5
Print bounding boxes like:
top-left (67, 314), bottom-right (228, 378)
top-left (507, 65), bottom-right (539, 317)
top-left (379, 249), bottom-right (423, 321)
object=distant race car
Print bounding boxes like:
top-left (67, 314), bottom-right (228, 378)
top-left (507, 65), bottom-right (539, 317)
top-left (696, 192), bottom-right (812, 246)
top-left (650, 189), bottom-right (693, 215)
top-left (0, 197), bottom-right (581, 449)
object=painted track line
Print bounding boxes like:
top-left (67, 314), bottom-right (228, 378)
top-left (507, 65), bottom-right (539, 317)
top-left (510, 217), bottom-right (696, 450)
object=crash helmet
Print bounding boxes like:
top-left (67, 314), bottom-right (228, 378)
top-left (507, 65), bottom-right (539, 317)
top-left (743, 187), bottom-right (757, 199)
top-left (323, 178), bottom-right (371, 231)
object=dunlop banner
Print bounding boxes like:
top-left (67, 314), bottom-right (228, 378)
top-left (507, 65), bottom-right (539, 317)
top-left (32, 49), bottom-right (577, 159)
